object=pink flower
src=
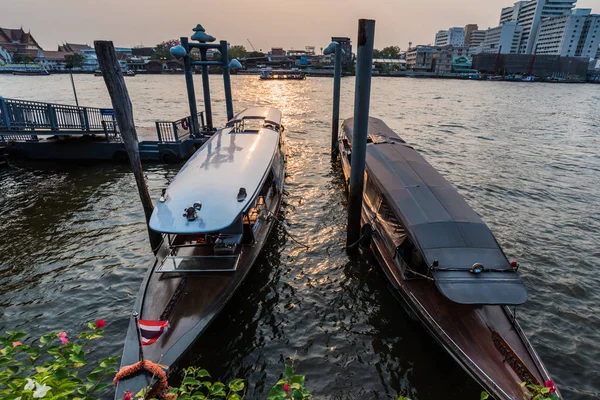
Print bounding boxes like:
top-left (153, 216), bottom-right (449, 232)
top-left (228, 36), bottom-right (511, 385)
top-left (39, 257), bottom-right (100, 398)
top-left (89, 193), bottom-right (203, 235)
top-left (57, 331), bottom-right (68, 345)
top-left (95, 319), bottom-right (106, 329)
top-left (12, 341), bottom-right (22, 347)
top-left (123, 390), bottom-right (133, 400)
top-left (545, 380), bottom-right (556, 394)
top-left (283, 383), bottom-right (290, 392)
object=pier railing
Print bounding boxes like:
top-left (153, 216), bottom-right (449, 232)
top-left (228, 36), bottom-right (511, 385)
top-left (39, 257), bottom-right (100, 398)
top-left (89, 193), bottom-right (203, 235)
top-left (0, 98), bottom-right (116, 133)
top-left (155, 112), bottom-right (205, 143)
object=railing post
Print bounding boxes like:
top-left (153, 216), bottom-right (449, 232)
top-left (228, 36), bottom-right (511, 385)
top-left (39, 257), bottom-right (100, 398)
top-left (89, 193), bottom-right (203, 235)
top-left (200, 111), bottom-right (205, 130)
top-left (173, 122), bottom-right (179, 142)
top-left (1, 98), bottom-right (12, 130)
top-left (347, 19), bottom-right (375, 248)
top-left (155, 121), bottom-right (163, 142)
top-left (83, 108), bottom-right (90, 131)
top-left (220, 40), bottom-right (234, 121)
top-left (47, 104), bottom-right (58, 131)
top-left (181, 37), bottom-right (200, 138)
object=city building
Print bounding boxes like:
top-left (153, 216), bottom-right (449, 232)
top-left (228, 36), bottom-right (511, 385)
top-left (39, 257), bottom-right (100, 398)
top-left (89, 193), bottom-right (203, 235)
top-left (499, 0), bottom-right (577, 54)
top-left (432, 45), bottom-right (470, 73)
top-left (406, 46), bottom-right (435, 71)
top-left (464, 24), bottom-right (479, 45)
top-left (535, 9), bottom-right (600, 58)
top-left (434, 27), bottom-right (466, 46)
top-left (58, 43), bottom-right (92, 53)
top-left (270, 47), bottom-right (286, 56)
top-left (0, 44), bottom-right (11, 64)
top-left (331, 36), bottom-right (353, 67)
top-left (469, 30), bottom-right (487, 47)
top-left (0, 27), bottom-right (43, 61)
top-left (481, 21), bottom-right (524, 54)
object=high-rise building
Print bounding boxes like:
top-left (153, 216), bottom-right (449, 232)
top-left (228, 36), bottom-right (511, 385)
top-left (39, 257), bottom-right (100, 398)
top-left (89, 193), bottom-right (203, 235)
top-left (481, 22), bottom-right (524, 54)
top-left (464, 24), bottom-right (479, 45)
top-left (468, 30), bottom-right (487, 49)
top-left (434, 27), bottom-right (465, 46)
top-left (499, 0), bottom-right (577, 54)
top-left (535, 9), bottom-right (600, 58)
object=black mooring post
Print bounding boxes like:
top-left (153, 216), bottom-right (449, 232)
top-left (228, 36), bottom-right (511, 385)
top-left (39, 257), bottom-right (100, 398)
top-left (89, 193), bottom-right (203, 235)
top-left (200, 48), bottom-right (213, 130)
top-left (220, 40), bottom-right (234, 121)
top-left (347, 19), bottom-right (375, 248)
top-left (181, 37), bottom-right (200, 137)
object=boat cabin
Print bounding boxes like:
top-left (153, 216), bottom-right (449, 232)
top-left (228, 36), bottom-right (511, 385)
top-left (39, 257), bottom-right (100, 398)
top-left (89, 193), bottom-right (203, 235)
top-left (149, 107), bottom-right (284, 273)
top-left (342, 117), bottom-right (528, 306)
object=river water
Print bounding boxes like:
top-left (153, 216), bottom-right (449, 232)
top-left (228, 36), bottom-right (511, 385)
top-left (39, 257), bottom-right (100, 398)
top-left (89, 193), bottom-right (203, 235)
top-left (0, 74), bottom-right (598, 399)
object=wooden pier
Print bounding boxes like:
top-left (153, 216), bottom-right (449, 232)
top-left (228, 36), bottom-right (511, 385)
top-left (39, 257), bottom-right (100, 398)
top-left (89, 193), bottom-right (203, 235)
top-left (0, 97), bottom-right (209, 163)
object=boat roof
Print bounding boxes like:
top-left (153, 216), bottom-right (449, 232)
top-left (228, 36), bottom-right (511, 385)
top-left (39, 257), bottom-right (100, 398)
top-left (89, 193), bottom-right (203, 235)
top-left (149, 107), bottom-right (281, 234)
top-left (361, 121), bottom-right (527, 305)
top-left (226, 107), bottom-right (282, 129)
top-left (342, 117), bottom-right (406, 144)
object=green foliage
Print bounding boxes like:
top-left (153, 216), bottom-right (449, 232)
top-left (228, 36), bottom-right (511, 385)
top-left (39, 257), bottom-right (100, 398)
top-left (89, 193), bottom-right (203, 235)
top-left (248, 51), bottom-right (265, 58)
top-left (521, 381), bottom-right (560, 400)
top-left (228, 45), bottom-right (248, 60)
top-left (373, 46), bottom-right (402, 59)
top-left (266, 361), bottom-right (311, 400)
top-left (64, 53), bottom-right (86, 68)
top-left (0, 322), bottom-right (117, 399)
top-left (164, 366), bottom-right (245, 400)
top-left (153, 39), bottom-right (181, 60)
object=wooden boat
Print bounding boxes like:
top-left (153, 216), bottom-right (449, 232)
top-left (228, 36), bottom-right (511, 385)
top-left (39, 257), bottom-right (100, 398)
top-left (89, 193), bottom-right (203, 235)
top-left (94, 70), bottom-right (136, 77)
top-left (114, 107), bottom-right (286, 398)
top-left (259, 69), bottom-right (306, 80)
top-left (338, 117), bottom-right (559, 400)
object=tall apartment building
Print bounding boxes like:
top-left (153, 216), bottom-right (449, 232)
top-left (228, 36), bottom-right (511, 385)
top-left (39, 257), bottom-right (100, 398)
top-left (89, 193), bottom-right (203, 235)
top-left (331, 36), bottom-right (353, 67)
top-left (470, 30), bottom-right (487, 47)
top-left (499, 0), bottom-right (577, 54)
top-left (535, 9), bottom-right (600, 57)
top-left (464, 24), bottom-right (479, 45)
top-left (434, 27), bottom-right (466, 46)
top-left (481, 21), bottom-right (524, 54)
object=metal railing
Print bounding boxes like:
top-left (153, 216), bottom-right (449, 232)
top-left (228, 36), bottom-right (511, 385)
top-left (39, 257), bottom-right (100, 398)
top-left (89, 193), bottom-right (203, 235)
top-left (155, 112), bottom-right (205, 143)
top-left (0, 134), bottom-right (39, 142)
top-left (0, 98), bottom-right (116, 133)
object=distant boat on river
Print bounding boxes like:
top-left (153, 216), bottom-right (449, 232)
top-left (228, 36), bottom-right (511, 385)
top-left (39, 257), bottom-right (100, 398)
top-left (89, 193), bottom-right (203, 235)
top-left (114, 107), bottom-right (286, 399)
top-left (338, 117), bottom-right (559, 400)
top-left (259, 69), bottom-right (306, 80)
top-left (12, 69), bottom-right (50, 76)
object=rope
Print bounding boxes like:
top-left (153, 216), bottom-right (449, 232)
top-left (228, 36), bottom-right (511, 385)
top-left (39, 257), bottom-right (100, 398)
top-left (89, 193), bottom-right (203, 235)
top-left (268, 210), bottom-right (310, 249)
top-left (345, 233), bottom-right (365, 250)
top-left (114, 360), bottom-right (177, 400)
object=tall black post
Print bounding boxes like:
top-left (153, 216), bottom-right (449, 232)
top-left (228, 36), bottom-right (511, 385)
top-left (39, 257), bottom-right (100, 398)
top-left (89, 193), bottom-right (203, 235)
top-left (180, 37), bottom-right (200, 137)
top-left (220, 41), bottom-right (234, 121)
top-left (347, 19), bottom-right (375, 248)
top-left (200, 48), bottom-right (213, 130)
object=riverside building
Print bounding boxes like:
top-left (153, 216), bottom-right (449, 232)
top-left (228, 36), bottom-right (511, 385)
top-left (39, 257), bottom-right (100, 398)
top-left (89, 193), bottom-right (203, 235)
top-left (534, 9), bottom-right (600, 57)
top-left (434, 27), bottom-right (466, 46)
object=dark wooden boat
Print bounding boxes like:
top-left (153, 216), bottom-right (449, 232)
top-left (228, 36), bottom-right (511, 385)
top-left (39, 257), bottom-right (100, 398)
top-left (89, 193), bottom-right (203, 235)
top-left (114, 107), bottom-right (286, 398)
top-left (338, 117), bottom-right (559, 400)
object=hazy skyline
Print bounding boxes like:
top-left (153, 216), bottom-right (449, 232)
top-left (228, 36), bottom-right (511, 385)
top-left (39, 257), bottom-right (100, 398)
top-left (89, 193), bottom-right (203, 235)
top-left (2, 0), bottom-right (598, 51)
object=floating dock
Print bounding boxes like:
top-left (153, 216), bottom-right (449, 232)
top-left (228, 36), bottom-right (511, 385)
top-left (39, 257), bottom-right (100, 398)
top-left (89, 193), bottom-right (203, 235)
top-left (0, 98), bottom-right (209, 163)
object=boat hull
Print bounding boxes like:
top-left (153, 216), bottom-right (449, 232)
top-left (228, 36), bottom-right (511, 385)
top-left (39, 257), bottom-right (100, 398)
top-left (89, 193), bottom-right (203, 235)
top-left (337, 128), bottom-right (557, 400)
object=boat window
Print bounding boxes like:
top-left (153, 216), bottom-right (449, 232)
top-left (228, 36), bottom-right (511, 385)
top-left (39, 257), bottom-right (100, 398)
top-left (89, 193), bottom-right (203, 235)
top-left (231, 117), bottom-right (265, 133)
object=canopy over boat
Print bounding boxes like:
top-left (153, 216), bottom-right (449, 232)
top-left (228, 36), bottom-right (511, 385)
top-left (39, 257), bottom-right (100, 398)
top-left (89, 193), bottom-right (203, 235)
top-left (149, 107), bottom-right (281, 234)
top-left (363, 132), bottom-right (528, 305)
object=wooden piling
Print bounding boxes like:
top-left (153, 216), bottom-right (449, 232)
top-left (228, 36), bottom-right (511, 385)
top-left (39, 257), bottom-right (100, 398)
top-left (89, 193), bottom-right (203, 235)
top-left (346, 19), bottom-right (375, 248)
top-left (94, 40), bottom-right (163, 254)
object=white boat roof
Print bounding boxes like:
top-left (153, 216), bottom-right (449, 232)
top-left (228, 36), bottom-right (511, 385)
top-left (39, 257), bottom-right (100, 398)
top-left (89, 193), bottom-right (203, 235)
top-left (149, 108), bottom-right (281, 234)
top-left (227, 107), bottom-right (282, 128)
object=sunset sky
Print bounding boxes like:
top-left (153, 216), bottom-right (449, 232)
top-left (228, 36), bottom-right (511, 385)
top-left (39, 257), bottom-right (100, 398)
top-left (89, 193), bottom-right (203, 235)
top-left (2, 0), bottom-right (598, 51)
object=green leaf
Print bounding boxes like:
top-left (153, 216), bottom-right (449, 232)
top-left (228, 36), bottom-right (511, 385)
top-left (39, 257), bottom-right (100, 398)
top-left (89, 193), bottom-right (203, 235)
top-left (55, 367), bottom-right (69, 380)
top-left (540, 388), bottom-right (550, 394)
top-left (290, 375), bottom-right (305, 387)
top-left (520, 382), bottom-right (528, 388)
top-left (183, 377), bottom-right (202, 386)
top-left (69, 351), bottom-right (86, 364)
top-left (228, 379), bottom-right (245, 392)
top-left (267, 383), bottom-right (286, 400)
top-left (480, 392), bottom-right (489, 400)
top-left (94, 383), bottom-right (109, 392)
top-left (6, 365), bottom-right (19, 375)
top-left (87, 372), bottom-right (99, 382)
top-left (285, 364), bottom-right (294, 378)
top-left (197, 369), bottom-right (211, 378)
top-left (210, 382), bottom-right (226, 396)
top-left (228, 394), bottom-right (242, 400)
